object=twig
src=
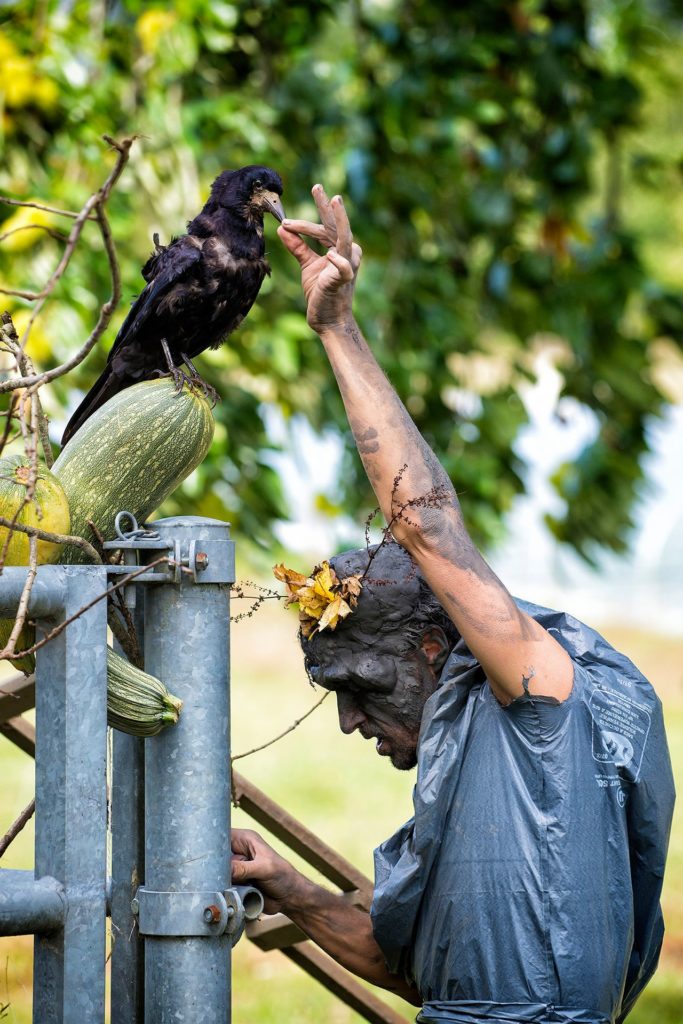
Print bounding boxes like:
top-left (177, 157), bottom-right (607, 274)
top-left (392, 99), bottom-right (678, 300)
top-left (108, 596), bottom-right (143, 668)
top-left (4, 535), bottom-right (38, 653)
top-left (230, 579), bottom-right (284, 622)
top-left (0, 516), bottom-right (102, 565)
top-left (0, 196), bottom-right (97, 220)
top-left (0, 798), bottom-right (36, 859)
top-left (231, 690), bottom-right (330, 762)
top-left (0, 223), bottom-right (68, 245)
top-left (5, 555), bottom-right (169, 661)
top-left (1, 388), bottom-right (42, 645)
top-left (0, 134), bottom-right (135, 383)
top-left (1, 313), bottom-right (54, 467)
top-left (0, 393), bottom-right (16, 457)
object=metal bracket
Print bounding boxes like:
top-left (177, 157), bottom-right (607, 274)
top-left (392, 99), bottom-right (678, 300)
top-left (103, 512), bottom-right (234, 596)
top-left (132, 885), bottom-right (263, 945)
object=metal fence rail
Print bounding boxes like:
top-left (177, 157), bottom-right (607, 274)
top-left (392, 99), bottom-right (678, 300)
top-left (0, 516), bottom-right (263, 1024)
top-left (0, 513), bottom-right (409, 1024)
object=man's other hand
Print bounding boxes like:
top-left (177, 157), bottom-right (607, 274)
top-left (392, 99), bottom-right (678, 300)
top-left (231, 828), bottom-right (302, 915)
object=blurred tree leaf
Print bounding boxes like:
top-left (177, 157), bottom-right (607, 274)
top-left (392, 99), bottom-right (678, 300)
top-left (1, 0), bottom-right (681, 561)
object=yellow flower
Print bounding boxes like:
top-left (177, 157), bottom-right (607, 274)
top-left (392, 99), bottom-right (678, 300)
top-left (136, 9), bottom-right (178, 54)
top-left (33, 77), bottom-right (59, 110)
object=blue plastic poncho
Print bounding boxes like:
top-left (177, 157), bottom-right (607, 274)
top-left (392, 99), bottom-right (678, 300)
top-left (371, 602), bottom-right (675, 1024)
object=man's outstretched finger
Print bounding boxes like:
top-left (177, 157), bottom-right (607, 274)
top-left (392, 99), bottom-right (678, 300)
top-left (332, 196), bottom-right (353, 261)
top-left (312, 183), bottom-right (337, 237)
top-left (281, 218), bottom-right (332, 243)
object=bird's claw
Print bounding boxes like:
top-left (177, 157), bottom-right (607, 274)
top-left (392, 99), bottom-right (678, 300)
top-left (195, 378), bottom-right (219, 407)
top-left (152, 366), bottom-right (218, 406)
top-left (153, 366), bottom-right (194, 395)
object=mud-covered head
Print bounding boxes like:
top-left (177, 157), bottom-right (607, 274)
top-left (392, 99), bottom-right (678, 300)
top-left (301, 542), bottom-right (459, 770)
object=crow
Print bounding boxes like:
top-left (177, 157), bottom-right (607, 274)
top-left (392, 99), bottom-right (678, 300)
top-left (61, 164), bottom-right (284, 445)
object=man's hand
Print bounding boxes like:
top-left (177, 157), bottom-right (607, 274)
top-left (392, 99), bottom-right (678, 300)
top-left (231, 827), bottom-right (421, 1004)
top-left (278, 184), bottom-right (362, 335)
top-left (231, 828), bottom-right (304, 915)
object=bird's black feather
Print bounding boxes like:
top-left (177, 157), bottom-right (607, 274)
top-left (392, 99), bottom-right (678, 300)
top-left (62, 165), bottom-right (283, 445)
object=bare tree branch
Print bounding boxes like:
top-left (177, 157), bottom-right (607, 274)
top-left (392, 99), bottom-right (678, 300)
top-left (0, 135), bottom-right (136, 666)
top-left (4, 556), bottom-right (169, 662)
top-left (0, 133), bottom-right (135, 385)
top-left (0, 223), bottom-right (68, 245)
top-left (0, 516), bottom-right (102, 564)
top-left (231, 690), bottom-right (331, 763)
top-left (0, 798), bottom-right (36, 860)
top-left (0, 313), bottom-right (53, 466)
top-left (0, 196), bottom-right (97, 220)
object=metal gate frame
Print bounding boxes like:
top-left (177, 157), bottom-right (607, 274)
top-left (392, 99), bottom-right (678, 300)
top-left (0, 514), bottom-right (409, 1023)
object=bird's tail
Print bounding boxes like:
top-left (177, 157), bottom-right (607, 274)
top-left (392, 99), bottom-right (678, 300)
top-left (61, 366), bottom-right (126, 447)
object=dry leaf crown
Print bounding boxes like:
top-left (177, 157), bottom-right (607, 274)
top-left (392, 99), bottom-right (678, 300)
top-left (273, 561), bottom-right (363, 638)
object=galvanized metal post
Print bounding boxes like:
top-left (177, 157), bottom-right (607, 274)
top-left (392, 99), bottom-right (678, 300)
top-left (141, 517), bottom-right (234, 1023)
top-left (111, 601), bottom-right (146, 1024)
top-left (33, 565), bottom-right (109, 1024)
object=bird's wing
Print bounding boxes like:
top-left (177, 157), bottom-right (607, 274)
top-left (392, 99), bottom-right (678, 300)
top-left (108, 239), bottom-right (203, 360)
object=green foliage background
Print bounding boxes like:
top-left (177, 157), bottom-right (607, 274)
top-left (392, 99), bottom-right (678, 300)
top-left (2, 0), bottom-right (683, 558)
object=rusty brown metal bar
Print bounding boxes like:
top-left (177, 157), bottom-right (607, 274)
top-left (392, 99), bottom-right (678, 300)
top-left (0, 715), bottom-right (36, 757)
top-left (246, 889), bottom-right (366, 951)
top-left (1, 705), bottom-right (409, 1022)
top-left (283, 942), bottom-right (410, 1024)
top-left (0, 673), bottom-right (35, 725)
top-left (232, 770), bottom-right (373, 900)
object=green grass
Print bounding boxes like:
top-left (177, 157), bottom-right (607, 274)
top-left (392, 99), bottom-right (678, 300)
top-left (0, 613), bottom-right (681, 1022)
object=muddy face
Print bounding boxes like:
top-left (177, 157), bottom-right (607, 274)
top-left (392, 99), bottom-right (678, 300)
top-left (308, 639), bottom-right (441, 770)
top-left (301, 544), bottom-right (454, 770)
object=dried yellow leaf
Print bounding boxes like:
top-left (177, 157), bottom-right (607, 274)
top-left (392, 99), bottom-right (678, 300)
top-left (273, 563), bottom-right (310, 606)
top-left (274, 560), bottom-right (363, 637)
top-left (318, 594), bottom-right (353, 633)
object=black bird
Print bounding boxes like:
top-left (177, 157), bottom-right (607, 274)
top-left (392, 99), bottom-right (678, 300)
top-left (62, 165), bottom-right (284, 445)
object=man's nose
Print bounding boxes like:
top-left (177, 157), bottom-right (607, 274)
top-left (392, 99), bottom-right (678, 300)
top-left (336, 692), bottom-right (366, 735)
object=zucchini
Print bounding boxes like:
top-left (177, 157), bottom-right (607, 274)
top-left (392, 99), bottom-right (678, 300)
top-left (1, 380), bottom-right (207, 729)
top-left (0, 454), bottom-right (70, 564)
top-left (0, 454), bottom-right (70, 674)
top-left (52, 377), bottom-right (215, 562)
top-left (106, 647), bottom-right (182, 736)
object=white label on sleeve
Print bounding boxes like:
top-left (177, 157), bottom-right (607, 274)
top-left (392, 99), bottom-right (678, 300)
top-left (590, 685), bottom-right (651, 782)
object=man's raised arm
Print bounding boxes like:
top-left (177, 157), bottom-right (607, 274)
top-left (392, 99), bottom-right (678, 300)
top-left (278, 187), bottom-right (572, 705)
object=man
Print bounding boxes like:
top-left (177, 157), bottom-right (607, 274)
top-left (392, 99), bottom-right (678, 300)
top-left (231, 187), bottom-right (675, 1023)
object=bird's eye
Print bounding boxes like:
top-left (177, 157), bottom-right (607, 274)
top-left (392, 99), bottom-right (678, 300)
top-left (254, 179), bottom-right (262, 189)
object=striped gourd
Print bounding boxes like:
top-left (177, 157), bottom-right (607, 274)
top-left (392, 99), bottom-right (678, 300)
top-left (0, 454), bottom-right (70, 564)
top-left (52, 378), bottom-right (215, 562)
top-left (106, 647), bottom-right (183, 736)
top-left (0, 455), bottom-right (71, 674)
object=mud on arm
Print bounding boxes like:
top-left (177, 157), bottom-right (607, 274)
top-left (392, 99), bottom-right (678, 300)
top-left (278, 189), bottom-right (572, 706)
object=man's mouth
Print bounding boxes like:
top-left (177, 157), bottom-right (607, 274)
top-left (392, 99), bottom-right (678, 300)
top-left (376, 736), bottom-right (389, 755)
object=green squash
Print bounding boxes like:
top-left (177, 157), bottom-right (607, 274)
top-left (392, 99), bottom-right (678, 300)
top-left (52, 377), bottom-right (215, 562)
top-left (0, 455), bottom-right (71, 675)
top-left (0, 453), bottom-right (71, 564)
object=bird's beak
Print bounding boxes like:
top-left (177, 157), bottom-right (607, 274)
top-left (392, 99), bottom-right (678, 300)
top-left (262, 191), bottom-right (285, 223)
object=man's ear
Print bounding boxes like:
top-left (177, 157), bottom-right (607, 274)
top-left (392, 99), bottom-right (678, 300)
top-left (419, 626), bottom-right (451, 676)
